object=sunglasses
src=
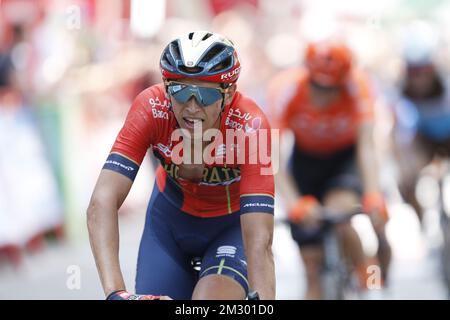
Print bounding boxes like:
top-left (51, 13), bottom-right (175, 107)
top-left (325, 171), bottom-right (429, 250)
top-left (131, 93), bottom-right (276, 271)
top-left (166, 81), bottom-right (227, 107)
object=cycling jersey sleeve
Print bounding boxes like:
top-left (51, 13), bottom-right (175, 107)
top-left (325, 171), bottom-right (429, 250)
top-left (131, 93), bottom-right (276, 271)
top-left (103, 86), bottom-right (164, 181)
top-left (239, 103), bottom-right (275, 215)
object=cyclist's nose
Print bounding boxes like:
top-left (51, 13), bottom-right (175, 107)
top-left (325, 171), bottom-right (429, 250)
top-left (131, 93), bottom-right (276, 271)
top-left (185, 96), bottom-right (202, 113)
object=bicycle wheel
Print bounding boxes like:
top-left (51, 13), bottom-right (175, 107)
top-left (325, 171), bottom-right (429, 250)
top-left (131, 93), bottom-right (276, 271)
top-left (440, 212), bottom-right (450, 297)
top-left (321, 232), bottom-right (347, 300)
top-left (321, 269), bottom-right (342, 300)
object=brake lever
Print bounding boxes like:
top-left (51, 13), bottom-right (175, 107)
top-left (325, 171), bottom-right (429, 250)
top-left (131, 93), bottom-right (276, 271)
top-left (247, 291), bottom-right (260, 300)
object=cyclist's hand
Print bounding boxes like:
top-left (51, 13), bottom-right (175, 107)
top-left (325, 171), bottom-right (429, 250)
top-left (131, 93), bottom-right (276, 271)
top-left (106, 290), bottom-right (172, 300)
top-left (362, 192), bottom-right (388, 233)
top-left (288, 195), bottom-right (321, 228)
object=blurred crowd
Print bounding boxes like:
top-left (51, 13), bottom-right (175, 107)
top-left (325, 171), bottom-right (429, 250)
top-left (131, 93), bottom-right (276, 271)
top-left (1, 0), bottom-right (450, 296)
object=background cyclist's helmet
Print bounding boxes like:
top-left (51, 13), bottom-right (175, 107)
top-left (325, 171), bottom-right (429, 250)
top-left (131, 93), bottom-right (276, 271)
top-left (305, 41), bottom-right (352, 87)
top-left (160, 31), bottom-right (241, 86)
top-left (401, 21), bottom-right (438, 68)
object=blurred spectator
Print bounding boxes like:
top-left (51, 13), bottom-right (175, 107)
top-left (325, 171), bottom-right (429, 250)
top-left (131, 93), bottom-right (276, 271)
top-left (0, 49), bottom-right (13, 88)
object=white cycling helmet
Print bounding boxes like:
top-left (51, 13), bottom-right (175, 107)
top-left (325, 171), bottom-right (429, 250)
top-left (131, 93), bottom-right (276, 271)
top-left (401, 21), bottom-right (438, 67)
top-left (160, 31), bottom-right (241, 85)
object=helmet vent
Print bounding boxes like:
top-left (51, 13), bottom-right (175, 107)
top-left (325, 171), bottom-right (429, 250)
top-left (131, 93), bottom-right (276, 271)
top-left (201, 44), bottom-right (226, 63)
top-left (172, 42), bottom-right (182, 60)
top-left (211, 56), bottom-right (232, 72)
top-left (202, 33), bottom-right (213, 41)
top-left (179, 66), bottom-right (203, 74)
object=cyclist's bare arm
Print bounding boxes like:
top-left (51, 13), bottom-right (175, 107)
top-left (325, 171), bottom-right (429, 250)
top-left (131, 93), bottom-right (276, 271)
top-left (275, 131), bottom-right (301, 207)
top-left (357, 121), bottom-right (390, 232)
top-left (87, 169), bottom-right (133, 297)
top-left (276, 165), bottom-right (301, 208)
top-left (241, 212), bottom-right (275, 300)
top-left (357, 121), bottom-right (380, 194)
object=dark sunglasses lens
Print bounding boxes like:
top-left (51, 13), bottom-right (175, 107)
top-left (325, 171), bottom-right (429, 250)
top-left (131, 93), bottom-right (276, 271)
top-left (197, 87), bottom-right (223, 106)
top-left (168, 84), bottom-right (190, 103)
top-left (168, 84), bottom-right (222, 107)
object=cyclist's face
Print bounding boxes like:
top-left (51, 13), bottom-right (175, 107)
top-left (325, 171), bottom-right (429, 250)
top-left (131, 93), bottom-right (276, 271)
top-left (308, 80), bottom-right (342, 107)
top-left (168, 79), bottom-right (236, 133)
top-left (406, 65), bottom-right (435, 96)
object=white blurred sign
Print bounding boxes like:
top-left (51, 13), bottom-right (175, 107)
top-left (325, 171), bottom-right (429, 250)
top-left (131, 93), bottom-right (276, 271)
top-left (130, 0), bottom-right (166, 38)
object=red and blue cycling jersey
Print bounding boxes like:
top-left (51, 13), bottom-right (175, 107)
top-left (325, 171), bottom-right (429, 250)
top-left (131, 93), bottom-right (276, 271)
top-left (103, 83), bottom-right (274, 218)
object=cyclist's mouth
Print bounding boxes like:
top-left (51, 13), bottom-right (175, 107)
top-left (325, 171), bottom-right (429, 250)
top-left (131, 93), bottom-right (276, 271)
top-left (183, 117), bottom-right (204, 129)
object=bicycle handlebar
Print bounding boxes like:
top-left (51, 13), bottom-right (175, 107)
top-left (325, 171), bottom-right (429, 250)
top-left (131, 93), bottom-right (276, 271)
top-left (247, 291), bottom-right (260, 300)
top-left (318, 207), bottom-right (362, 225)
top-left (277, 205), bottom-right (363, 226)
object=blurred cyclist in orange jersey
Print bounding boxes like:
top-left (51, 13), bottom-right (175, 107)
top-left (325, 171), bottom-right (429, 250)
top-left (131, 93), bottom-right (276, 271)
top-left (268, 40), bottom-right (391, 299)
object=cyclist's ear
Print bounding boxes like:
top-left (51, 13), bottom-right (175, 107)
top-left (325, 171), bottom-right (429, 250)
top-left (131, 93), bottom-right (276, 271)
top-left (224, 83), bottom-right (237, 105)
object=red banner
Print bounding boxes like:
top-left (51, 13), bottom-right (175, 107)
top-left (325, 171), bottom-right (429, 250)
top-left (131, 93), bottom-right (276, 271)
top-left (208, 0), bottom-right (259, 15)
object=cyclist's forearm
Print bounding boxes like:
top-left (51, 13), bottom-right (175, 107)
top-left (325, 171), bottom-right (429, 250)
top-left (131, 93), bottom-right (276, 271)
top-left (275, 168), bottom-right (301, 206)
top-left (87, 200), bottom-right (126, 296)
top-left (357, 124), bottom-right (380, 193)
top-left (358, 146), bottom-right (378, 193)
top-left (241, 213), bottom-right (275, 299)
top-left (247, 245), bottom-right (276, 300)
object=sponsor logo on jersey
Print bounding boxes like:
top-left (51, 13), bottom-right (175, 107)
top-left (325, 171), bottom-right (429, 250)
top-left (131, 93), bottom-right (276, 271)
top-left (156, 143), bottom-right (172, 157)
top-left (149, 97), bottom-right (170, 109)
top-left (216, 245), bottom-right (237, 258)
top-left (227, 107), bottom-right (252, 121)
top-left (163, 163), bottom-right (241, 185)
top-left (215, 144), bottom-right (239, 159)
top-left (242, 202), bottom-right (275, 209)
top-left (225, 108), bottom-right (253, 131)
top-left (225, 117), bottom-right (244, 130)
top-left (104, 160), bottom-right (135, 172)
top-left (245, 117), bottom-right (262, 133)
top-left (151, 108), bottom-right (169, 119)
top-left (149, 97), bottom-right (170, 119)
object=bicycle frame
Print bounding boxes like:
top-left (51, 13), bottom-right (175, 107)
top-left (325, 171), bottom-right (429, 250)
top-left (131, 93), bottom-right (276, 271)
top-left (281, 207), bottom-right (363, 300)
top-left (437, 159), bottom-right (450, 297)
top-left (319, 209), bottom-right (362, 300)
